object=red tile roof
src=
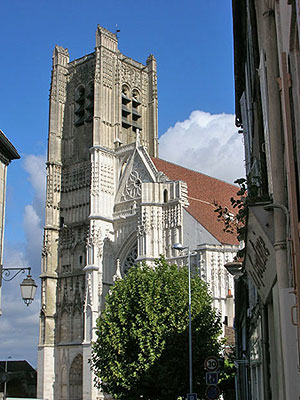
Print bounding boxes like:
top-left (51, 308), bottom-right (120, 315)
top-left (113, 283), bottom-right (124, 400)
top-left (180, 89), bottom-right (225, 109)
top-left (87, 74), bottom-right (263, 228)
top-left (152, 157), bottom-right (239, 245)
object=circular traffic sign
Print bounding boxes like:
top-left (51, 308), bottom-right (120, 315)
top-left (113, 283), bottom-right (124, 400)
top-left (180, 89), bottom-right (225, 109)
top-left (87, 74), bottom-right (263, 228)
top-left (206, 385), bottom-right (220, 399)
top-left (204, 356), bottom-right (219, 372)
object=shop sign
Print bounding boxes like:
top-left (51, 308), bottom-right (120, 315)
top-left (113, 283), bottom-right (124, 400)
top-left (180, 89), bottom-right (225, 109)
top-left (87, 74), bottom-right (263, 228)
top-left (245, 205), bottom-right (276, 303)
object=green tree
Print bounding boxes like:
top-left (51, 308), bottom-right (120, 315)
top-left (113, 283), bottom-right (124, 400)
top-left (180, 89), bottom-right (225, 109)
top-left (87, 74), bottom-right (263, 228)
top-left (91, 256), bottom-right (222, 400)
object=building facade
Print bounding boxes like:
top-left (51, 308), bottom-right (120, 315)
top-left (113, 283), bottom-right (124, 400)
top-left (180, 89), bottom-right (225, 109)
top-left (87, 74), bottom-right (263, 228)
top-left (37, 26), bottom-right (239, 400)
top-left (232, 1), bottom-right (300, 398)
top-left (0, 130), bottom-right (20, 316)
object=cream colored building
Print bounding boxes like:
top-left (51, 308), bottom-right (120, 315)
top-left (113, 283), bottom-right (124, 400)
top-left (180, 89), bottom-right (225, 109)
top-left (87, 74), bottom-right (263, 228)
top-left (37, 26), bottom-right (238, 400)
top-left (0, 130), bottom-right (20, 316)
top-left (232, 1), bottom-right (300, 398)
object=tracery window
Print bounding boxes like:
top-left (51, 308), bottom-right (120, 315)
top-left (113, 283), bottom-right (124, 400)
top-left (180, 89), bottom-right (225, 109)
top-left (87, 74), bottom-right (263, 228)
top-left (122, 245), bottom-right (138, 276)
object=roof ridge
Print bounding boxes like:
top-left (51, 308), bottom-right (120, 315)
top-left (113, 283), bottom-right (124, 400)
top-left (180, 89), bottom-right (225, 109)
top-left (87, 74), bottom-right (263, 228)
top-left (188, 195), bottom-right (215, 207)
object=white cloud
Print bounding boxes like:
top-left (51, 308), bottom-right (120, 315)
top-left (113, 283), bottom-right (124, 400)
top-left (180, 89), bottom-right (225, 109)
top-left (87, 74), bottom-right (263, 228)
top-left (22, 154), bottom-right (46, 274)
top-left (23, 204), bottom-right (43, 275)
top-left (23, 154), bottom-right (46, 222)
top-left (159, 110), bottom-right (245, 184)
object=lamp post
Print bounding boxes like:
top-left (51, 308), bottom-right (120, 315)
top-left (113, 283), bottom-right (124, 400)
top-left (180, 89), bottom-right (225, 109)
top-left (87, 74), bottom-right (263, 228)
top-left (0, 266), bottom-right (37, 306)
top-left (173, 243), bottom-right (193, 394)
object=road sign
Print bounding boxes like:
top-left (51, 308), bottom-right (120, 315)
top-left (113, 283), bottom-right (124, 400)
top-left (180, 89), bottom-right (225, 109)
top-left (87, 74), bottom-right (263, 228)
top-left (204, 356), bottom-right (219, 372)
top-left (206, 372), bottom-right (219, 385)
top-left (187, 393), bottom-right (197, 400)
top-left (206, 385), bottom-right (220, 399)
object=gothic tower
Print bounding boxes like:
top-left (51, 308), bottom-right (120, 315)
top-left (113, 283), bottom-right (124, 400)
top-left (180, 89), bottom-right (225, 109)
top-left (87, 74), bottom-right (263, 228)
top-left (38, 26), bottom-right (159, 400)
top-left (38, 25), bottom-right (238, 400)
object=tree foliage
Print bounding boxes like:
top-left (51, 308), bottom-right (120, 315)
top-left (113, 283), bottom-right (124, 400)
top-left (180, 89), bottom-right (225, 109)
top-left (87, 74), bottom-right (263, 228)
top-left (91, 257), bottom-right (222, 400)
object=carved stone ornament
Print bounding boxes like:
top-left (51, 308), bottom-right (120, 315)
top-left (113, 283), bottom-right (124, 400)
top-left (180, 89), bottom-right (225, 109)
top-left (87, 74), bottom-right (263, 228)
top-left (46, 163), bottom-right (62, 206)
top-left (85, 272), bottom-right (93, 308)
top-left (71, 58), bottom-right (96, 88)
top-left (42, 230), bottom-right (51, 257)
top-left (87, 222), bottom-right (103, 251)
top-left (120, 63), bottom-right (142, 89)
top-left (100, 163), bottom-right (114, 195)
top-left (91, 159), bottom-right (99, 196)
top-left (102, 48), bottom-right (114, 89)
top-left (62, 161), bottom-right (91, 193)
top-left (59, 227), bottom-right (74, 249)
top-left (162, 204), bottom-right (181, 229)
top-left (123, 170), bottom-right (142, 200)
top-left (137, 208), bottom-right (150, 235)
top-left (113, 258), bottom-right (122, 281)
top-left (58, 275), bottom-right (84, 314)
top-left (121, 155), bottom-right (152, 201)
top-left (156, 171), bottom-right (169, 182)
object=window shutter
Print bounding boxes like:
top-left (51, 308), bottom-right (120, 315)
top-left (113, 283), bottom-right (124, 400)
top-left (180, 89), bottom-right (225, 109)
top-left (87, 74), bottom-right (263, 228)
top-left (240, 91), bottom-right (251, 175)
top-left (259, 50), bottom-right (273, 195)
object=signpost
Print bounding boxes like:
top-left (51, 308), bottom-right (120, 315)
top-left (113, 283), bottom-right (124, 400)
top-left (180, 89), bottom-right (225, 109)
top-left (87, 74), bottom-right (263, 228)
top-left (204, 356), bottom-right (219, 372)
top-left (206, 372), bottom-right (218, 385)
top-left (187, 393), bottom-right (197, 400)
top-left (204, 356), bottom-right (220, 399)
top-left (206, 385), bottom-right (221, 400)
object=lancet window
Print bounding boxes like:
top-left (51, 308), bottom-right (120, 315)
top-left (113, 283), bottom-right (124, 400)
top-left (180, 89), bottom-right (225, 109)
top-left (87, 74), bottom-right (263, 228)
top-left (121, 85), bottom-right (142, 135)
top-left (74, 82), bottom-right (94, 126)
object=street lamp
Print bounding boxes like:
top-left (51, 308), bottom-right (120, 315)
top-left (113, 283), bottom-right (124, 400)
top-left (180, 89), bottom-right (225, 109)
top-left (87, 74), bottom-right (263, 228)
top-left (173, 243), bottom-right (193, 394)
top-left (1, 266), bottom-right (37, 306)
top-left (224, 261), bottom-right (244, 279)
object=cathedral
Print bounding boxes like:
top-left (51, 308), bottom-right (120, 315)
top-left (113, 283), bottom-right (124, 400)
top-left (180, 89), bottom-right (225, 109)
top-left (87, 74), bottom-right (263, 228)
top-left (37, 26), bottom-right (239, 400)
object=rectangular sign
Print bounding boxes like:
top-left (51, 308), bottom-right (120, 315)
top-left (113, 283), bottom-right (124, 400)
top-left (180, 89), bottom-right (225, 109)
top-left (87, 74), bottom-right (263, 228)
top-left (245, 205), bottom-right (276, 303)
top-left (206, 372), bottom-right (219, 385)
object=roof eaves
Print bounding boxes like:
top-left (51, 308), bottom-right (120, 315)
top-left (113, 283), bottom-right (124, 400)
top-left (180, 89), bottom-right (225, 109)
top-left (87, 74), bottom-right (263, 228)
top-left (0, 130), bottom-right (20, 160)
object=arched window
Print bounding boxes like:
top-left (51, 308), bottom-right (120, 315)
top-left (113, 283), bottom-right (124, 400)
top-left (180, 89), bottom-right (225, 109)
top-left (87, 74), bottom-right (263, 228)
top-left (74, 85), bottom-right (85, 126)
top-left (86, 81), bottom-right (94, 122)
top-left (73, 244), bottom-right (85, 270)
top-left (72, 309), bottom-right (83, 342)
top-left (69, 354), bottom-right (83, 400)
top-left (132, 89), bottom-right (141, 133)
top-left (121, 85), bottom-right (131, 129)
top-left (122, 244), bottom-right (138, 276)
top-left (85, 305), bottom-right (92, 342)
top-left (60, 366), bottom-right (67, 399)
top-left (60, 311), bottom-right (70, 343)
top-left (163, 189), bottom-right (168, 203)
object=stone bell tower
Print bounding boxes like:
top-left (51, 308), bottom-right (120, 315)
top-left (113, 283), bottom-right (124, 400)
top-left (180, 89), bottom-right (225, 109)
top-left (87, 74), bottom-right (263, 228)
top-left (37, 26), bottom-right (158, 400)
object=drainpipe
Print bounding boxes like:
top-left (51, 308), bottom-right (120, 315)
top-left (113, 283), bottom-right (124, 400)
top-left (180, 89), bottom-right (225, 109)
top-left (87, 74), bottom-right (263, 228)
top-left (261, 304), bottom-right (271, 400)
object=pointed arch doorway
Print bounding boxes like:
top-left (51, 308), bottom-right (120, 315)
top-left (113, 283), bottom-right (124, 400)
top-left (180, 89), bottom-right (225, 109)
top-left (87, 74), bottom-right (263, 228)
top-left (69, 354), bottom-right (83, 400)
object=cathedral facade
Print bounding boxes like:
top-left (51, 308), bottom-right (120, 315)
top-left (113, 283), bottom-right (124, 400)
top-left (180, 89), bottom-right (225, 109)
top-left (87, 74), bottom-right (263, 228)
top-left (37, 26), bottom-right (239, 400)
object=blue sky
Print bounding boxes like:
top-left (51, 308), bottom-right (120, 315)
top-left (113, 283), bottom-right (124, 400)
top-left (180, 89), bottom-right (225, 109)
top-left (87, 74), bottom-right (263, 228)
top-left (0, 0), bottom-right (244, 367)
